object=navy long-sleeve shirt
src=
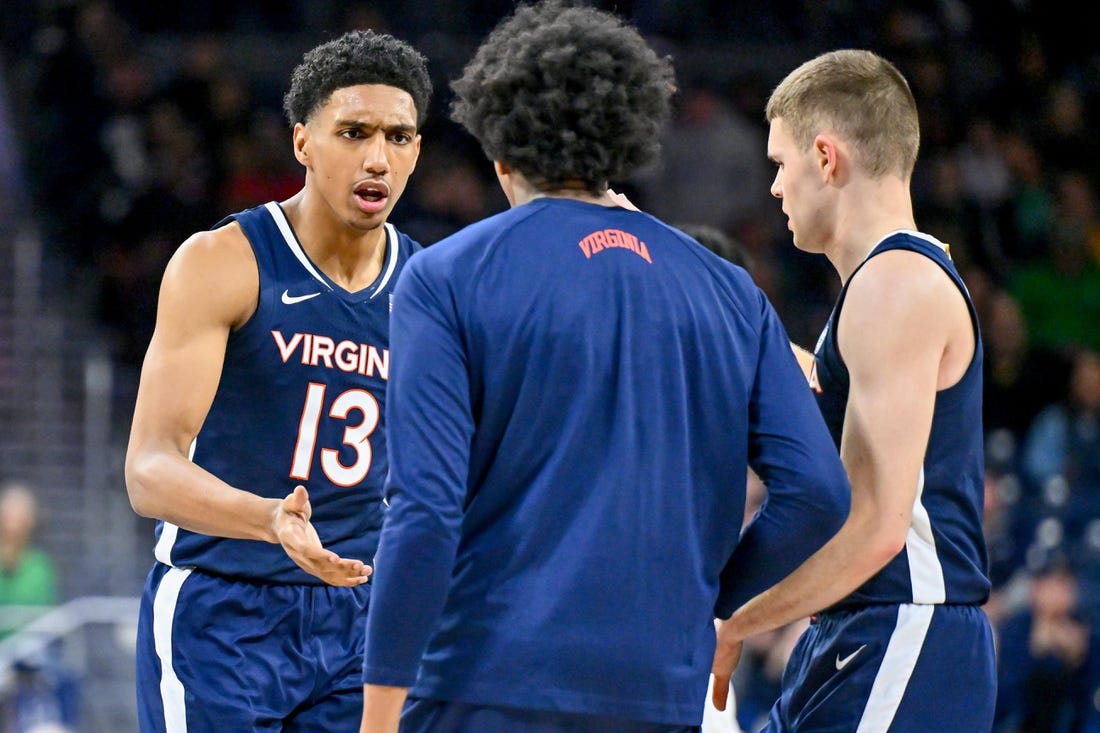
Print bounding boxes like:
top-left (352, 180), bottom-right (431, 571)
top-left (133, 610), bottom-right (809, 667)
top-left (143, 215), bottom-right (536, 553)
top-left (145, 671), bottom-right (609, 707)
top-left (363, 198), bottom-right (849, 726)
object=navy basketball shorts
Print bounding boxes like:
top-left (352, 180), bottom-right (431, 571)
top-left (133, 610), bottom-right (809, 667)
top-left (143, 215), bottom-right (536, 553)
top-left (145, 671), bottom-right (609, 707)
top-left (401, 698), bottom-right (702, 733)
top-left (136, 562), bottom-right (370, 733)
top-left (765, 603), bottom-right (995, 733)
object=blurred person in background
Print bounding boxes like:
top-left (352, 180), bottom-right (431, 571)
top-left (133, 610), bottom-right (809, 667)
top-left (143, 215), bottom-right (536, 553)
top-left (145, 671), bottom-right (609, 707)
top-left (1020, 347), bottom-right (1100, 558)
top-left (994, 557), bottom-right (1100, 733)
top-left (0, 481), bottom-right (58, 638)
top-left (0, 482), bottom-right (75, 733)
top-left (1009, 191), bottom-right (1100, 355)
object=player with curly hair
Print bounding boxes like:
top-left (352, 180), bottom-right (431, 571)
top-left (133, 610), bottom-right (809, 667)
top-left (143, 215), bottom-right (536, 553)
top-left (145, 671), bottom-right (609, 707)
top-left (127, 29), bottom-right (430, 732)
top-left (360, 3), bottom-right (849, 732)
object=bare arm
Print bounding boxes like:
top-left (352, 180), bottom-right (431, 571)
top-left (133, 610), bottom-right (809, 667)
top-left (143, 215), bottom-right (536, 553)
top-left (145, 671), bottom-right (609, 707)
top-left (360, 685), bottom-right (407, 733)
top-left (124, 225), bottom-right (368, 585)
top-left (125, 226), bottom-right (277, 537)
top-left (713, 251), bottom-right (971, 705)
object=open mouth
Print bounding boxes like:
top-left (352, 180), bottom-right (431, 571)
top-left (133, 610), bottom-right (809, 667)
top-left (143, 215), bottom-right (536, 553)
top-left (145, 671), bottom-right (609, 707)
top-left (354, 180), bottom-right (390, 212)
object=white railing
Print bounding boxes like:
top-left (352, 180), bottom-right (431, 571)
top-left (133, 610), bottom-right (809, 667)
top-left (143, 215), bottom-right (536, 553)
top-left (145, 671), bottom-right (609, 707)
top-left (0, 597), bottom-right (139, 692)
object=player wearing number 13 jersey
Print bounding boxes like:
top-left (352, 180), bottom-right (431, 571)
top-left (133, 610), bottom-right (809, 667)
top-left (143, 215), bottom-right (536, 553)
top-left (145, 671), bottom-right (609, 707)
top-left (158, 203), bottom-right (419, 579)
top-left (125, 30), bottom-right (430, 733)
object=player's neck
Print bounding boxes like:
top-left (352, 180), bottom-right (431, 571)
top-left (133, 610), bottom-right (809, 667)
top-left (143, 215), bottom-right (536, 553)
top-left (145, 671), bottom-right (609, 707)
top-left (498, 166), bottom-right (618, 208)
top-left (830, 177), bottom-right (915, 283)
top-left (527, 189), bottom-right (620, 207)
top-left (280, 192), bottom-right (389, 291)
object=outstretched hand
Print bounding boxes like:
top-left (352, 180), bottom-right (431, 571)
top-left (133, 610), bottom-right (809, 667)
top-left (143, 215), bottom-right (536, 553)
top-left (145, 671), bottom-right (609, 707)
top-left (710, 618), bottom-right (744, 711)
top-left (274, 485), bottom-right (371, 587)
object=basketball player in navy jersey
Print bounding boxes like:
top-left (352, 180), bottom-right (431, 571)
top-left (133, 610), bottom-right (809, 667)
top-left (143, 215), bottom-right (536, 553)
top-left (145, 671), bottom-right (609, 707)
top-left (124, 30), bottom-right (430, 732)
top-left (359, 3), bottom-right (850, 732)
top-left (711, 50), bottom-right (997, 731)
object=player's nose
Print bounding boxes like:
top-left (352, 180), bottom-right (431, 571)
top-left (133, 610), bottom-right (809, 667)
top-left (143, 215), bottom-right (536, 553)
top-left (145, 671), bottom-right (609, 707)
top-left (362, 133), bottom-right (391, 174)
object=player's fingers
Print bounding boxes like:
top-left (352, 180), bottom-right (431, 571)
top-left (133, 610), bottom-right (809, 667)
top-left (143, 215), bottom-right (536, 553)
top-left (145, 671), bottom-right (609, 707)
top-left (326, 557), bottom-right (372, 578)
top-left (711, 674), bottom-right (730, 711)
top-left (289, 552), bottom-right (366, 587)
top-left (289, 485), bottom-right (311, 518)
top-left (322, 566), bottom-right (372, 587)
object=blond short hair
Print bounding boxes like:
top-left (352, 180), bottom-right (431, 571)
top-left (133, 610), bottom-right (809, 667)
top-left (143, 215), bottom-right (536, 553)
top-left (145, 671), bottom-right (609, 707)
top-left (766, 49), bottom-right (920, 179)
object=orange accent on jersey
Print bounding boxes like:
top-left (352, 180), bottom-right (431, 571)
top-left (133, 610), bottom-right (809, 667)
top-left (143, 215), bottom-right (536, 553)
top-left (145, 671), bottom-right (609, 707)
top-left (808, 358), bottom-right (823, 394)
top-left (578, 229), bottom-right (652, 264)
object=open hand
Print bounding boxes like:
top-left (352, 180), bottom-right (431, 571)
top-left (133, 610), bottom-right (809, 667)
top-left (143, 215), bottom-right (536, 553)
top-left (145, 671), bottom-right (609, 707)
top-left (274, 485), bottom-right (371, 587)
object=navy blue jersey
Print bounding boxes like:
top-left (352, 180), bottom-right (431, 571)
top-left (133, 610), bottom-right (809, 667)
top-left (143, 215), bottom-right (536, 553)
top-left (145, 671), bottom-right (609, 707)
top-left (364, 198), bottom-right (850, 725)
top-left (152, 202), bottom-right (421, 583)
top-left (811, 230), bottom-right (990, 607)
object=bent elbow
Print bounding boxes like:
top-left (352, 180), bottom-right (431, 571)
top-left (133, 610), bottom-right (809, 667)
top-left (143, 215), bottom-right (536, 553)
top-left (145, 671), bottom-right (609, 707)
top-left (125, 453), bottom-right (160, 518)
top-left (865, 529), bottom-right (908, 569)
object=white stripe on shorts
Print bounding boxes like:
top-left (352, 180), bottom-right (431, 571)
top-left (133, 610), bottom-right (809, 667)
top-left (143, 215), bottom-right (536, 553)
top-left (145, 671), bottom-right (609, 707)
top-left (855, 604), bottom-right (934, 733)
top-left (153, 566), bottom-right (193, 733)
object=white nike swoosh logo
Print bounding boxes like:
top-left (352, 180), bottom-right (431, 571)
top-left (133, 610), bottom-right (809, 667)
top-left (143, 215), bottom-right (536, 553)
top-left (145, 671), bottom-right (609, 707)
top-left (835, 644), bottom-right (867, 670)
top-left (281, 290), bottom-right (321, 305)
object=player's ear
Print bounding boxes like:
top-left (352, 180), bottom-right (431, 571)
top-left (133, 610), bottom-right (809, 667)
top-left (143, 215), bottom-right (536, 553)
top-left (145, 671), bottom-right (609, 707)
top-left (493, 160), bottom-right (517, 207)
top-left (409, 134), bottom-right (422, 174)
top-left (292, 123), bottom-right (310, 166)
top-left (813, 134), bottom-right (839, 181)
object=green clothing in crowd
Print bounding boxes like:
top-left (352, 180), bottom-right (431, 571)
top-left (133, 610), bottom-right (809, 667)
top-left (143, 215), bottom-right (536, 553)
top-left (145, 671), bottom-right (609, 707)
top-left (0, 548), bottom-right (58, 637)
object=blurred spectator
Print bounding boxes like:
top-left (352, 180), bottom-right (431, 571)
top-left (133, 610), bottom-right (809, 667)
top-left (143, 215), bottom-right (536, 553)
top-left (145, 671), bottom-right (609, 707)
top-left (395, 124), bottom-right (499, 246)
top-left (982, 467), bottom-right (1031, 628)
top-left (956, 116), bottom-right (1013, 213)
top-left (1021, 347), bottom-right (1100, 489)
top-left (1035, 80), bottom-right (1100, 188)
top-left (0, 482), bottom-right (58, 638)
top-left (0, 658), bottom-right (79, 733)
top-left (998, 131), bottom-right (1055, 264)
top-left (994, 558), bottom-right (1100, 733)
top-left (216, 109), bottom-right (302, 215)
top-left (632, 80), bottom-right (771, 236)
top-left (913, 153), bottom-right (983, 268)
top-left (677, 223), bottom-right (753, 270)
top-left (1052, 171), bottom-right (1100, 266)
top-left (1020, 347), bottom-right (1100, 562)
top-left (983, 289), bottom-right (1071, 453)
top-left (1009, 209), bottom-right (1100, 353)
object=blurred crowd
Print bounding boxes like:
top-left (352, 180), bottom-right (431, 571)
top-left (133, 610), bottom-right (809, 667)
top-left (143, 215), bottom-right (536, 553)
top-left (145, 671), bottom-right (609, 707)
top-left (2, 2), bottom-right (1100, 732)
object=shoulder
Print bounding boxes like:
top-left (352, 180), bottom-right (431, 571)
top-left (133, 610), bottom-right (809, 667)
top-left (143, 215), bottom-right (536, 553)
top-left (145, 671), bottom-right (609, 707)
top-left (837, 241), bottom-right (967, 375)
top-left (405, 207), bottom-right (523, 273)
top-left (170, 220), bottom-right (256, 274)
top-left (844, 244), bottom-right (958, 320)
top-left (159, 222), bottom-right (259, 327)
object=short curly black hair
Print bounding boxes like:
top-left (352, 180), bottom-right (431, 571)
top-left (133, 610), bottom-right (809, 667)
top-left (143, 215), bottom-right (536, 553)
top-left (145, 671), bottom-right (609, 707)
top-left (283, 30), bottom-right (432, 128)
top-left (450, 0), bottom-right (674, 194)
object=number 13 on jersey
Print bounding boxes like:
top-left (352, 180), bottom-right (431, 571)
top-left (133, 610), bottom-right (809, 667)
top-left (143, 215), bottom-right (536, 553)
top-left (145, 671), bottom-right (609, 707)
top-left (290, 382), bottom-right (380, 486)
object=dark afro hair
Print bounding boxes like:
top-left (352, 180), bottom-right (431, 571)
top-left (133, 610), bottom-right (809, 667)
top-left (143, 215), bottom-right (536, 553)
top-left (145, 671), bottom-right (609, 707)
top-left (450, 0), bottom-right (674, 194)
top-left (283, 30), bottom-right (432, 128)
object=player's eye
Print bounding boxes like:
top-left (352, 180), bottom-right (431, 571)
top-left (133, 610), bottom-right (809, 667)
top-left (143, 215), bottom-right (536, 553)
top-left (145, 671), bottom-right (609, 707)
top-left (390, 132), bottom-right (412, 144)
